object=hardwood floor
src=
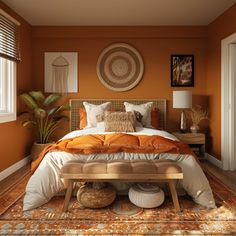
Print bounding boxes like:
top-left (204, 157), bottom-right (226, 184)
top-left (201, 160), bottom-right (236, 191)
top-left (0, 164), bottom-right (30, 197)
top-left (0, 161), bottom-right (235, 197)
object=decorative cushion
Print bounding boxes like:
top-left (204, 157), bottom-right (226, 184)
top-left (128, 183), bottom-right (165, 208)
top-left (133, 110), bottom-right (143, 123)
top-left (104, 111), bottom-right (136, 132)
top-left (151, 107), bottom-right (159, 129)
top-left (83, 102), bottom-right (111, 128)
top-left (133, 110), bottom-right (143, 127)
top-left (80, 107), bottom-right (158, 130)
top-left (77, 184), bottom-right (116, 208)
top-left (79, 104), bottom-right (158, 130)
top-left (124, 102), bottom-right (153, 127)
top-left (79, 107), bottom-right (87, 129)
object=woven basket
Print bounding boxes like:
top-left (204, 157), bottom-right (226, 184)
top-left (77, 184), bottom-right (116, 208)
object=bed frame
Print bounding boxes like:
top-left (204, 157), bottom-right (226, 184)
top-left (69, 99), bottom-right (167, 131)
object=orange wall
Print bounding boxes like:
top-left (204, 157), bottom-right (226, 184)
top-left (2, 3), bottom-right (234, 171)
top-left (32, 26), bottom-right (208, 139)
top-left (0, 3), bottom-right (33, 172)
top-left (207, 4), bottom-right (236, 159)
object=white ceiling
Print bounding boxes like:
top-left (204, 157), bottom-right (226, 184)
top-left (2, 0), bottom-right (236, 26)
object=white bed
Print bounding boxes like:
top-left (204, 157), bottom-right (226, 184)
top-left (23, 99), bottom-right (216, 211)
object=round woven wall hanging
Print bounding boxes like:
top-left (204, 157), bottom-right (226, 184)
top-left (97, 43), bottom-right (144, 91)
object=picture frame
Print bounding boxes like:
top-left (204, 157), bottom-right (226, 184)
top-left (44, 52), bottom-right (78, 93)
top-left (171, 54), bottom-right (194, 87)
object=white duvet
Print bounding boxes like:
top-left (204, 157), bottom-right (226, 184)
top-left (23, 127), bottom-right (216, 211)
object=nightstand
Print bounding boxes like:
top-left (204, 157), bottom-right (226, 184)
top-left (172, 132), bottom-right (205, 160)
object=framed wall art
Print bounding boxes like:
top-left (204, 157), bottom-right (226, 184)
top-left (171, 55), bottom-right (194, 87)
top-left (44, 52), bottom-right (78, 93)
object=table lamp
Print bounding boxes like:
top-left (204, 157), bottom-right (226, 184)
top-left (173, 90), bottom-right (192, 132)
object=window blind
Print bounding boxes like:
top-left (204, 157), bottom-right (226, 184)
top-left (0, 10), bottom-right (20, 62)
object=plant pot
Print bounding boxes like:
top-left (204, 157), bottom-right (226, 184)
top-left (190, 124), bottom-right (200, 134)
top-left (31, 142), bottom-right (53, 161)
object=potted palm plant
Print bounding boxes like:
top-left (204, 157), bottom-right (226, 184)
top-left (20, 91), bottom-right (69, 160)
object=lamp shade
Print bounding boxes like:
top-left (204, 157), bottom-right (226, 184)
top-left (173, 91), bottom-right (192, 109)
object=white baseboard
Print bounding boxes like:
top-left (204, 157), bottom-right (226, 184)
top-left (205, 153), bottom-right (223, 169)
top-left (0, 155), bottom-right (31, 182)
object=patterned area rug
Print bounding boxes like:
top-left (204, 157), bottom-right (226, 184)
top-left (0, 171), bottom-right (235, 235)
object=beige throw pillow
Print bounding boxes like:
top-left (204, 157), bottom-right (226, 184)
top-left (104, 111), bottom-right (136, 132)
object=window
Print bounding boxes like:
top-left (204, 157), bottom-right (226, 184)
top-left (0, 57), bottom-right (16, 122)
top-left (0, 10), bottom-right (20, 123)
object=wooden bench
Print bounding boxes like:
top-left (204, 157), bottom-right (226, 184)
top-left (60, 159), bottom-right (183, 212)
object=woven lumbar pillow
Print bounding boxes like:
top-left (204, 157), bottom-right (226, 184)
top-left (77, 184), bottom-right (116, 208)
top-left (104, 111), bottom-right (136, 132)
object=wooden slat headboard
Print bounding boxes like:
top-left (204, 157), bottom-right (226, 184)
top-left (69, 99), bottom-right (167, 131)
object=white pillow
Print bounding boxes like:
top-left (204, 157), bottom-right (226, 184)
top-left (96, 121), bottom-right (105, 130)
top-left (83, 102), bottom-right (111, 128)
top-left (124, 102), bottom-right (153, 127)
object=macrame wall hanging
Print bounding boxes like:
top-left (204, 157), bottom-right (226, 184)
top-left (51, 55), bottom-right (69, 93)
top-left (44, 52), bottom-right (78, 93)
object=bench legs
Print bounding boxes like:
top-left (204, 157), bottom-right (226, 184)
top-left (62, 179), bottom-right (74, 212)
top-left (62, 179), bottom-right (181, 212)
top-left (168, 180), bottom-right (181, 212)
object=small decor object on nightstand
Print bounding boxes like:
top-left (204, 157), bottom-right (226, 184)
top-left (189, 105), bottom-right (209, 133)
top-left (173, 90), bottom-right (192, 133)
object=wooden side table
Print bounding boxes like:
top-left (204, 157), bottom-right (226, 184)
top-left (172, 132), bottom-right (206, 160)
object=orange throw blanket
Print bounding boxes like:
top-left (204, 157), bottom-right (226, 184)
top-left (31, 133), bottom-right (195, 172)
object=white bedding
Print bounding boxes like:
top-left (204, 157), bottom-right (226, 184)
top-left (61, 125), bottom-right (179, 141)
top-left (23, 128), bottom-right (216, 211)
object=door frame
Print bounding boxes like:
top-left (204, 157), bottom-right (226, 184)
top-left (221, 32), bottom-right (236, 170)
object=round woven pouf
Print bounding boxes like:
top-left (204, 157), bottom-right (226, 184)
top-left (128, 183), bottom-right (165, 208)
top-left (77, 184), bottom-right (116, 208)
